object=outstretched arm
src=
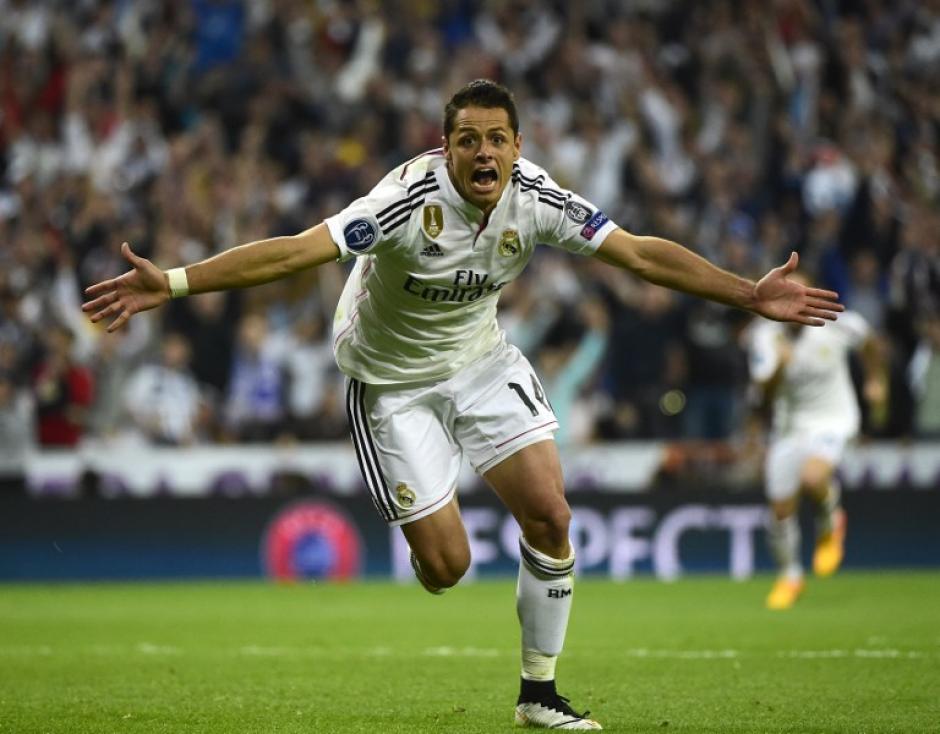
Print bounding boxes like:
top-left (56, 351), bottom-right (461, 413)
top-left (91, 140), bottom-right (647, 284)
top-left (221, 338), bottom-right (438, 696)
top-left (594, 228), bottom-right (843, 325)
top-left (82, 223), bottom-right (340, 332)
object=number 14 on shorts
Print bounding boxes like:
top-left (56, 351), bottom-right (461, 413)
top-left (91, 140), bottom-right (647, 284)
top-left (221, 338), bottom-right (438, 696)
top-left (508, 375), bottom-right (551, 416)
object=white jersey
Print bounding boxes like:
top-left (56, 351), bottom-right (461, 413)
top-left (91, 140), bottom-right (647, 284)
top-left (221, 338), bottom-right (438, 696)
top-left (747, 311), bottom-right (870, 437)
top-left (324, 152), bottom-right (618, 383)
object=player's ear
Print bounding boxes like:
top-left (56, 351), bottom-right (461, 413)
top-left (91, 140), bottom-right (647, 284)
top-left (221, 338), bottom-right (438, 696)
top-left (442, 135), bottom-right (451, 162)
top-left (514, 132), bottom-right (522, 160)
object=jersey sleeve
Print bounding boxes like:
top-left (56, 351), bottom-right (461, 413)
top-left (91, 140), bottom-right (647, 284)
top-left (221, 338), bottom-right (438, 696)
top-left (528, 172), bottom-right (618, 255)
top-left (748, 322), bottom-right (782, 383)
top-left (325, 171), bottom-right (410, 261)
top-left (836, 310), bottom-right (871, 349)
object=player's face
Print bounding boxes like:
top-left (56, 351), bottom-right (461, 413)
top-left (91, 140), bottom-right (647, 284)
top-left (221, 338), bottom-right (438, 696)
top-left (443, 106), bottom-right (521, 214)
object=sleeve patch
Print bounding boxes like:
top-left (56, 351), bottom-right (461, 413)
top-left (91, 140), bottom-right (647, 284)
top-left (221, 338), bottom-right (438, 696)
top-left (580, 210), bottom-right (609, 240)
top-left (343, 217), bottom-right (379, 252)
top-left (564, 199), bottom-right (592, 224)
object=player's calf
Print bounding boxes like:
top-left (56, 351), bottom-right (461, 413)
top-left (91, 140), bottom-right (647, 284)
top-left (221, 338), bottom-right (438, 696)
top-left (513, 538), bottom-right (600, 726)
top-left (766, 507), bottom-right (804, 609)
top-left (766, 508), bottom-right (801, 579)
top-left (812, 478), bottom-right (842, 536)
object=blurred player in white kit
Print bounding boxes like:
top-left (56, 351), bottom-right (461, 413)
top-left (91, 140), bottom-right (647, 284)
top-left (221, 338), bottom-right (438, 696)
top-left (747, 284), bottom-right (885, 610)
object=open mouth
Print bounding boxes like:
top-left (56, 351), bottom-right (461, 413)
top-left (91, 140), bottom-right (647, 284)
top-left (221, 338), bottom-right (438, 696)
top-left (470, 167), bottom-right (499, 193)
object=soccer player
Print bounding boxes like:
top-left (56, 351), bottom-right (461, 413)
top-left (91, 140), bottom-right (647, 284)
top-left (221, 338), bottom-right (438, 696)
top-left (747, 291), bottom-right (883, 611)
top-left (83, 80), bottom-right (842, 729)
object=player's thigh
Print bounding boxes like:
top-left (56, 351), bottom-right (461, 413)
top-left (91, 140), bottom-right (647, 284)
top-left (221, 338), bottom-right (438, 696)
top-left (453, 342), bottom-right (558, 476)
top-left (450, 343), bottom-right (566, 551)
top-left (798, 432), bottom-right (846, 494)
top-left (483, 439), bottom-right (570, 555)
top-left (770, 496), bottom-right (799, 520)
top-left (800, 456), bottom-right (836, 497)
top-left (346, 377), bottom-right (461, 527)
top-left (764, 435), bottom-right (804, 504)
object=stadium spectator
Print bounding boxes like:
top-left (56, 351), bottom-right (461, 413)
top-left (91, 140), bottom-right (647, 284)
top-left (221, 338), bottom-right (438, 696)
top-left (267, 311), bottom-right (347, 441)
top-left (843, 250), bottom-right (887, 331)
top-left (85, 322), bottom-right (148, 440)
top-left (0, 369), bottom-right (33, 493)
top-left (0, 284), bottom-right (37, 377)
top-left (0, 0), bottom-right (936, 447)
top-left (82, 78), bottom-right (841, 731)
top-left (910, 316), bottom-right (940, 438)
top-left (191, 0), bottom-right (246, 76)
top-left (536, 298), bottom-right (610, 448)
top-left (678, 300), bottom-right (750, 440)
top-left (166, 290), bottom-right (240, 401)
top-left (31, 324), bottom-right (94, 448)
top-left (223, 313), bottom-right (287, 443)
top-left (595, 277), bottom-right (686, 440)
top-left (123, 331), bottom-right (205, 446)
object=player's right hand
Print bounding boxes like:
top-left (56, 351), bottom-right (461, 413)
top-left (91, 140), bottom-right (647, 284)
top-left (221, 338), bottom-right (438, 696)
top-left (82, 242), bottom-right (170, 332)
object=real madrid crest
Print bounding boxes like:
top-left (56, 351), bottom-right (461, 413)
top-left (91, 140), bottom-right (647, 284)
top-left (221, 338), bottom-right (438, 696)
top-left (498, 229), bottom-right (521, 257)
top-left (423, 205), bottom-right (444, 238)
top-left (396, 482), bottom-right (416, 508)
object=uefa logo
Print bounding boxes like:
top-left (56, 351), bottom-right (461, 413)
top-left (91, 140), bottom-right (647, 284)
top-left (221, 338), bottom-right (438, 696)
top-left (261, 501), bottom-right (364, 581)
top-left (343, 218), bottom-right (378, 252)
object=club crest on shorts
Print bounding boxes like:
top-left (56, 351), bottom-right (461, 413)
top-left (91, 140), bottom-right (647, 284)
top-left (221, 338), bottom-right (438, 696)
top-left (498, 229), bottom-right (520, 257)
top-left (423, 205), bottom-right (444, 238)
top-left (396, 482), bottom-right (416, 508)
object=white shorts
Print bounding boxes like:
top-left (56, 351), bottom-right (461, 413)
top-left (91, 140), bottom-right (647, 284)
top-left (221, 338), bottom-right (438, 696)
top-left (764, 431), bottom-right (851, 501)
top-left (344, 341), bottom-right (558, 526)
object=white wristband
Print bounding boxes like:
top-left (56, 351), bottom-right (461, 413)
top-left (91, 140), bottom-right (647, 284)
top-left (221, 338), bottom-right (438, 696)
top-left (166, 267), bottom-right (189, 298)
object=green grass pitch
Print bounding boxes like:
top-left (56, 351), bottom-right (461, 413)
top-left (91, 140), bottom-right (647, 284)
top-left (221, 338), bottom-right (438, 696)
top-left (1, 573), bottom-right (938, 733)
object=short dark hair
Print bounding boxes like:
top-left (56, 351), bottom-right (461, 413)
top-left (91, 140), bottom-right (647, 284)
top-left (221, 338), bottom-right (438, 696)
top-left (443, 79), bottom-right (519, 138)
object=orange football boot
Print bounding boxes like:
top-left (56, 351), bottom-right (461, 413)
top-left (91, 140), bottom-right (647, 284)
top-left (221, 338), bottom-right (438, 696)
top-left (813, 508), bottom-right (847, 577)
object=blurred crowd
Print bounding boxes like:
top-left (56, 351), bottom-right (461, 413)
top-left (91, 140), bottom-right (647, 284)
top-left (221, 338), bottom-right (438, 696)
top-left (1, 0), bottom-right (939, 473)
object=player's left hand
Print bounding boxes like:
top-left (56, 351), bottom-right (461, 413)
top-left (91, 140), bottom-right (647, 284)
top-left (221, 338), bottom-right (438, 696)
top-left (751, 252), bottom-right (844, 326)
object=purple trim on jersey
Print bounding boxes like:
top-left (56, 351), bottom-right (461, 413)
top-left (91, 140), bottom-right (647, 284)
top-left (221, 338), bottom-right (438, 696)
top-left (400, 148), bottom-right (444, 180)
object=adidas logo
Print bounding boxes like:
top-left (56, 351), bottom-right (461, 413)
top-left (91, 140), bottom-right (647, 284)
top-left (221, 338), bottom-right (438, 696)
top-left (420, 243), bottom-right (444, 257)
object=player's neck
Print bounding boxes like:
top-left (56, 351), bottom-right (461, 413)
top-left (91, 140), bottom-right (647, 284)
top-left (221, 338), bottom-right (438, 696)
top-left (445, 163), bottom-right (499, 217)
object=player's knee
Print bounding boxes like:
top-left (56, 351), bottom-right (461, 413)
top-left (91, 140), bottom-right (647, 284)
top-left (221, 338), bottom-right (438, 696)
top-left (800, 463), bottom-right (832, 496)
top-left (522, 504), bottom-right (572, 557)
top-left (771, 499), bottom-right (796, 521)
top-left (419, 547), bottom-right (470, 589)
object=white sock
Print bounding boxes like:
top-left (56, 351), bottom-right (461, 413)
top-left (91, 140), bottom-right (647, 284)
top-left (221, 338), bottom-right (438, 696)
top-left (767, 514), bottom-right (802, 580)
top-left (816, 479), bottom-right (842, 536)
top-left (517, 536), bottom-right (575, 681)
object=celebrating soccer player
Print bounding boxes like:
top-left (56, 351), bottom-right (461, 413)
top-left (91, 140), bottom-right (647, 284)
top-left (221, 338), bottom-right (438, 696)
top-left (83, 80), bottom-right (842, 730)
